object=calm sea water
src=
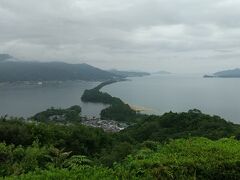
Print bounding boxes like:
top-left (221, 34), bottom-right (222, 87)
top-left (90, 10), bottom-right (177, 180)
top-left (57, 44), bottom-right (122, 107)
top-left (0, 81), bottom-right (107, 118)
top-left (1, 75), bottom-right (240, 123)
top-left (102, 74), bottom-right (240, 123)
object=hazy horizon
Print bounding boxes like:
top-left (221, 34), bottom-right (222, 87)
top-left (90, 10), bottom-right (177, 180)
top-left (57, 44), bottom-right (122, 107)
top-left (1, 0), bottom-right (240, 73)
top-left (1, 56), bottom-right (238, 75)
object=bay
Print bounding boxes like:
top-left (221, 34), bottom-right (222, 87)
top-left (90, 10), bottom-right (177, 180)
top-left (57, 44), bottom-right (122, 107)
top-left (0, 81), bottom-right (107, 118)
top-left (1, 74), bottom-right (240, 124)
top-left (102, 74), bottom-right (240, 123)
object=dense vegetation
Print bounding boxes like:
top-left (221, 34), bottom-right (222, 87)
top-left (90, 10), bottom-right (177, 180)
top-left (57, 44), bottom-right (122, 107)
top-left (2, 136), bottom-right (240, 179)
top-left (33, 105), bottom-right (82, 123)
top-left (119, 109), bottom-right (240, 142)
top-left (1, 108), bottom-right (240, 179)
top-left (117, 138), bottom-right (240, 179)
top-left (0, 118), bottom-right (112, 157)
top-left (81, 81), bottom-right (137, 122)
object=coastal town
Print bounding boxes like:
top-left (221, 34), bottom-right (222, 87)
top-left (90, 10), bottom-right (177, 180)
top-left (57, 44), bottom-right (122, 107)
top-left (81, 117), bottom-right (126, 132)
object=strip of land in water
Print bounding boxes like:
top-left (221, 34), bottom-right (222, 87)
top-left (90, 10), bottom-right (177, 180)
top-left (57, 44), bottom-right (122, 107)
top-left (81, 78), bottom-right (147, 123)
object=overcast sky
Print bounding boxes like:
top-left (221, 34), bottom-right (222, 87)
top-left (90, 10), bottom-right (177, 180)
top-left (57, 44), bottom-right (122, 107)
top-left (1, 0), bottom-right (240, 73)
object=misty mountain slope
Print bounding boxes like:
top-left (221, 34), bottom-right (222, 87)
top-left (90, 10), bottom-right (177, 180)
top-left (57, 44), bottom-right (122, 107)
top-left (0, 61), bottom-right (119, 82)
top-left (214, 68), bottom-right (240, 77)
top-left (0, 54), bottom-right (12, 62)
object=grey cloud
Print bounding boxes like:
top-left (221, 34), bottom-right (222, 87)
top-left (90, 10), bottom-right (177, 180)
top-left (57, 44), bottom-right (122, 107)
top-left (0, 0), bottom-right (240, 73)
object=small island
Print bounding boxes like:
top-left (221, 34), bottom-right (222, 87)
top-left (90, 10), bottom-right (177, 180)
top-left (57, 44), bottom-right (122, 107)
top-left (204, 68), bottom-right (240, 78)
top-left (203, 75), bottom-right (216, 78)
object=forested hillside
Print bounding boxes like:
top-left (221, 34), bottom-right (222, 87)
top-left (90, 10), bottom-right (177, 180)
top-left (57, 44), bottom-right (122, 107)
top-left (0, 60), bottom-right (119, 82)
top-left (1, 108), bottom-right (240, 179)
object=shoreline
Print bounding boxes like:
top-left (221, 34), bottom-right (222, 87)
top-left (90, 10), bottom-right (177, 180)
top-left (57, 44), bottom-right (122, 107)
top-left (129, 104), bottom-right (155, 113)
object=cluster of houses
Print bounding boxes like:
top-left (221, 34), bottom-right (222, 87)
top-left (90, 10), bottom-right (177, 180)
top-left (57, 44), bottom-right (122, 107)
top-left (81, 117), bottom-right (126, 132)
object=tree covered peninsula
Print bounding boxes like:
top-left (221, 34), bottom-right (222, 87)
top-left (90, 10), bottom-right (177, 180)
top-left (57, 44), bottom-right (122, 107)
top-left (81, 80), bottom-right (138, 122)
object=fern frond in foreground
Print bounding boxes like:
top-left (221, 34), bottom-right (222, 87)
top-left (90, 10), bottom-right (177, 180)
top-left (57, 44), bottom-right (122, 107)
top-left (4, 137), bottom-right (240, 179)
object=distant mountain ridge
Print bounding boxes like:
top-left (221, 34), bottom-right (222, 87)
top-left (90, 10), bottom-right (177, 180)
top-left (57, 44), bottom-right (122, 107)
top-left (214, 68), bottom-right (240, 77)
top-left (0, 54), bottom-right (119, 82)
top-left (153, 70), bottom-right (171, 75)
top-left (108, 69), bottom-right (150, 77)
top-left (204, 68), bottom-right (240, 78)
top-left (0, 54), bottom-right (13, 61)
